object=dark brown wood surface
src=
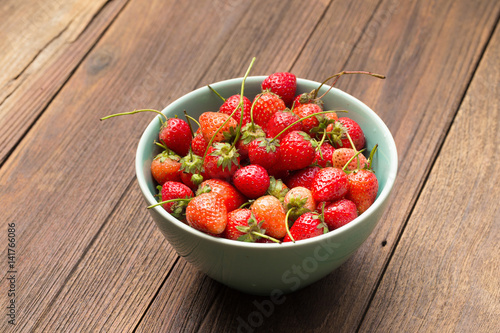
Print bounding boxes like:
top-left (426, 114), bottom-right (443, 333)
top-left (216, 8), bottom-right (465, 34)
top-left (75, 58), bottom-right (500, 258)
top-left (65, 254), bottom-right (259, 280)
top-left (0, 0), bottom-right (498, 332)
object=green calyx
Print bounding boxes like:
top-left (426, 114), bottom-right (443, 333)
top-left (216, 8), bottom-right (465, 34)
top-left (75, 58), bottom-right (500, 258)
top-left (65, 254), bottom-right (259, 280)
top-left (210, 142), bottom-right (240, 171)
top-left (266, 176), bottom-right (289, 203)
top-left (196, 183), bottom-right (211, 196)
top-left (285, 196), bottom-right (312, 222)
top-left (240, 123), bottom-right (266, 145)
top-left (180, 150), bottom-right (203, 174)
top-left (257, 137), bottom-right (280, 153)
top-left (154, 149), bottom-right (181, 163)
top-left (326, 121), bottom-right (347, 147)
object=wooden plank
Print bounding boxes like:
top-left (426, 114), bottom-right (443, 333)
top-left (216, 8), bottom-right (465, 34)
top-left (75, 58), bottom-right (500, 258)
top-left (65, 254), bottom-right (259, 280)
top-left (359, 23), bottom-right (500, 332)
top-left (135, 0), bottom-right (500, 332)
top-left (0, 0), bottom-right (129, 164)
top-left (0, 0), bottom-right (255, 331)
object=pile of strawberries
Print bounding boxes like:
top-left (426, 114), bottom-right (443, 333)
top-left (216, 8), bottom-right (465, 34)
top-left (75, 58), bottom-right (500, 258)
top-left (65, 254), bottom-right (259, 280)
top-left (108, 65), bottom-right (384, 243)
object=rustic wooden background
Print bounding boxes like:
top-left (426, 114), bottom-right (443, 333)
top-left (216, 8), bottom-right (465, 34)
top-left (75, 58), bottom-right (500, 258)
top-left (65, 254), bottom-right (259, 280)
top-left (0, 0), bottom-right (498, 331)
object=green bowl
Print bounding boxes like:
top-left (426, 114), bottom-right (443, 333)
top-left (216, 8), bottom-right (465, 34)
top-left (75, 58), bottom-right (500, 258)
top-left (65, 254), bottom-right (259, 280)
top-left (135, 76), bottom-right (398, 296)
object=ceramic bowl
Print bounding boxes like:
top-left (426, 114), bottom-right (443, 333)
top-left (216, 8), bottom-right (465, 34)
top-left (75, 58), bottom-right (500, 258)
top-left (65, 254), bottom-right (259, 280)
top-left (135, 76), bottom-right (398, 296)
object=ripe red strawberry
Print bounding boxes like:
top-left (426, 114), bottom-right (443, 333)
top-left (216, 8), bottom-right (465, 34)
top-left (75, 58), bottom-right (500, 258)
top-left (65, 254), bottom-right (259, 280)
top-left (261, 72), bottom-right (297, 106)
top-left (160, 181), bottom-right (194, 220)
top-left (283, 186), bottom-right (316, 221)
top-left (236, 123), bottom-right (266, 161)
top-left (232, 164), bottom-right (270, 199)
top-left (150, 149), bottom-right (182, 185)
top-left (223, 208), bottom-right (253, 240)
top-left (247, 137), bottom-right (281, 171)
top-left (196, 178), bottom-right (246, 212)
top-left (293, 103), bottom-right (323, 135)
top-left (251, 195), bottom-right (287, 239)
top-left (322, 199), bottom-right (358, 230)
top-left (284, 166), bottom-right (320, 190)
top-left (203, 143), bottom-right (240, 181)
top-left (265, 110), bottom-right (303, 140)
top-left (219, 94), bottom-right (253, 126)
top-left (346, 169), bottom-right (378, 214)
top-left (310, 167), bottom-right (348, 202)
top-left (283, 212), bottom-right (328, 242)
top-left (252, 92), bottom-right (286, 128)
top-left (199, 112), bottom-right (238, 143)
top-left (191, 129), bottom-right (209, 157)
top-left (186, 192), bottom-right (227, 234)
top-left (279, 131), bottom-right (316, 171)
top-left (223, 209), bottom-right (273, 242)
top-left (331, 148), bottom-right (368, 171)
top-left (313, 141), bottom-right (335, 167)
top-left (158, 118), bottom-right (192, 157)
top-left (337, 117), bottom-right (365, 150)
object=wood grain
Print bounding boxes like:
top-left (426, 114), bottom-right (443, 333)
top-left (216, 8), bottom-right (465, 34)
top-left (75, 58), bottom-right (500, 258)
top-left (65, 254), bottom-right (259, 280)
top-left (0, 0), bottom-right (254, 331)
top-left (0, 0), bottom-right (129, 164)
top-left (134, 0), bottom-right (500, 332)
top-left (359, 23), bottom-right (500, 332)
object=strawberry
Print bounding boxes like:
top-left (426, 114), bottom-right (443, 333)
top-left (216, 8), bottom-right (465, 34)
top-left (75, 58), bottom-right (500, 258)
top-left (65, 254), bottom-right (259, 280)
top-left (283, 186), bottom-right (316, 221)
top-left (191, 129), bottom-right (209, 157)
top-left (223, 209), bottom-right (272, 242)
top-left (279, 131), bottom-right (316, 171)
top-left (265, 110), bottom-right (303, 140)
top-left (203, 143), bottom-right (240, 181)
top-left (222, 208), bottom-right (252, 240)
top-left (293, 103), bottom-right (323, 135)
top-left (337, 117), bottom-right (365, 150)
top-left (310, 167), bottom-right (348, 203)
top-left (331, 148), bottom-right (367, 171)
top-left (313, 141), bottom-right (335, 167)
top-left (159, 118), bottom-right (193, 157)
top-left (252, 91), bottom-right (286, 129)
top-left (251, 195), bottom-right (287, 239)
top-left (159, 181), bottom-right (194, 220)
top-left (322, 199), bottom-right (358, 230)
top-left (261, 72), bottom-right (297, 106)
top-left (199, 111), bottom-right (238, 144)
top-left (232, 164), bottom-right (270, 199)
top-left (236, 123), bottom-right (266, 161)
top-left (283, 212), bottom-right (328, 242)
top-left (196, 178), bottom-right (246, 212)
top-left (247, 137), bottom-right (281, 171)
top-left (219, 94), bottom-right (253, 126)
top-left (150, 149), bottom-right (182, 185)
top-left (186, 192), bottom-right (227, 234)
top-left (346, 169), bottom-right (378, 214)
top-left (284, 166), bottom-right (320, 190)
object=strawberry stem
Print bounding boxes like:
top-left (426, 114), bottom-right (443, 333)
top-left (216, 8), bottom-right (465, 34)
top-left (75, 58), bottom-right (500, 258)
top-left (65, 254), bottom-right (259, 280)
top-left (207, 85), bottom-right (226, 102)
top-left (285, 208), bottom-right (296, 243)
top-left (251, 231), bottom-right (281, 244)
top-left (147, 198), bottom-right (192, 209)
top-left (231, 57), bottom-right (256, 148)
top-left (183, 110), bottom-right (196, 138)
top-left (100, 109), bottom-right (168, 124)
top-left (341, 148), bottom-right (366, 172)
top-left (367, 144), bottom-right (378, 170)
top-left (315, 71), bottom-right (386, 100)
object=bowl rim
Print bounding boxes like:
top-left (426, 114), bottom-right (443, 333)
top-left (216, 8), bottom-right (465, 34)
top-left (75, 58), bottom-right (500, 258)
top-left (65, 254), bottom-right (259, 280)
top-left (135, 76), bottom-right (398, 249)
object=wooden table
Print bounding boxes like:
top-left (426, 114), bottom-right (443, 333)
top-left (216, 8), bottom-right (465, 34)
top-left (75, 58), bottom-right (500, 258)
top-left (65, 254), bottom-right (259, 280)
top-left (1, 0), bottom-right (499, 331)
